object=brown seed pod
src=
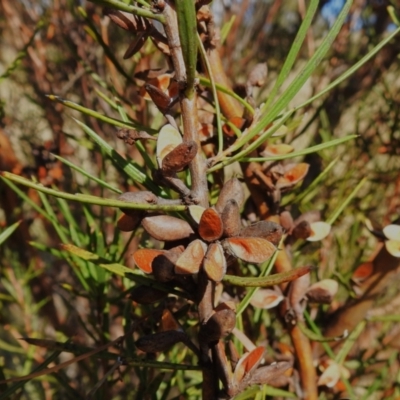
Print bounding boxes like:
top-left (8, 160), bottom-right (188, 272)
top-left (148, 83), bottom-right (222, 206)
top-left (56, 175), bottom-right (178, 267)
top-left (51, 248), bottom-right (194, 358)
top-left (135, 330), bottom-right (188, 353)
top-left (203, 242), bottom-right (226, 282)
top-left (130, 285), bottom-right (167, 304)
top-left (306, 279), bottom-right (338, 304)
top-left (142, 215), bottom-right (194, 241)
top-left (103, 8), bottom-right (146, 32)
top-left (250, 289), bottom-right (284, 310)
top-left (246, 362), bottom-right (292, 386)
top-left (124, 34), bottom-right (148, 59)
top-left (162, 140), bottom-right (198, 175)
top-left (239, 221), bottom-right (283, 246)
top-left (132, 249), bottom-right (166, 273)
top-left (215, 178), bottom-right (245, 214)
top-left (288, 272), bottom-right (310, 317)
top-left (198, 208), bottom-right (223, 242)
top-left (152, 251), bottom-right (180, 282)
top-left (117, 212), bottom-right (142, 232)
top-left (221, 199), bottom-right (242, 238)
top-left (279, 210), bottom-right (294, 233)
top-left (291, 220), bottom-right (312, 240)
top-left (175, 239), bottom-right (207, 275)
top-left (156, 124), bottom-right (182, 168)
top-left (276, 163), bottom-right (309, 190)
top-left (200, 309), bottom-right (236, 343)
top-left (145, 83), bottom-right (173, 113)
top-left (234, 346), bottom-right (265, 384)
top-left (118, 191), bottom-right (158, 205)
top-left (160, 308), bottom-right (182, 332)
top-left (247, 63), bottom-right (268, 88)
top-left (223, 237), bottom-right (276, 264)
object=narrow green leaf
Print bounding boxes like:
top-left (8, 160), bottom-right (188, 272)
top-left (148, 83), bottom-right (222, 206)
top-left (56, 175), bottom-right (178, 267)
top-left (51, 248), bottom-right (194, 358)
top-left (53, 154), bottom-right (121, 194)
top-left (46, 95), bottom-right (154, 133)
top-left (297, 26), bottom-right (400, 110)
top-left (175, 0), bottom-right (197, 95)
top-left (327, 177), bottom-right (367, 225)
top-left (263, 0), bottom-right (319, 111)
top-left (0, 220), bottom-right (21, 246)
top-left (223, 266), bottom-right (312, 287)
top-left (242, 135), bottom-right (357, 163)
top-left (0, 172), bottom-right (185, 211)
top-left (246, 0), bottom-right (352, 144)
top-left (73, 119), bottom-right (159, 191)
top-left (88, 0), bottom-right (164, 23)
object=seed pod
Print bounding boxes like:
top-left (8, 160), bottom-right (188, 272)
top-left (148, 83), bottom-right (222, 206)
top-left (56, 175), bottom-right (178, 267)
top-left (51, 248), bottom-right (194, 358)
top-left (200, 309), bottom-right (236, 343)
top-left (103, 8), bottom-right (145, 32)
top-left (124, 34), bottom-right (148, 59)
top-left (247, 63), bottom-right (268, 88)
top-left (292, 220), bottom-right (312, 240)
top-left (118, 190), bottom-right (158, 205)
top-left (198, 208), bottom-right (223, 242)
top-left (117, 212), bottom-right (142, 232)
top-left (250, 289), bottom-right (284, 310)
top-left (279, 210), bottom-right (294, 233)
top-left (215, 178), bottom-right (245, 214)
top-left (234, 347), bottom-right (265, 384)
top-left (152, 252), bottom-right (179, 282)
top-left (130, 285), bottom-right (167, 304)
top-left (160, 308), bottom-right (182, 332)
top-left (175, 239), bottom-right (207, 275)
top-left (132, 249), bottom-right (166, 273)
top-left (221, 199), bottom-right (242, 237)
top-left (246, 361), bottom-right (292, 386)
top-left (142, 215), bottom-right (194, 241)
top-left (223, 237), bottom-right (276, 264)
top-left (145, 83), bottom-right (173, 113)
top-left (135, 330), bottom-right (188, 353)
top-left (162, 140), bottom-right (198, 175)
top-left (239, 221), bottom-right (283, 246)
top-left (260, 144), bottom-right (294, 157)
top-left (188, 205), bottom-right (206, 224)
top-left (306, 279), bottom-right (338, 304)
top-left (306, 221), bottom-right (331, 242)
top-left (276, 163), bottom-right (309, 190)
top-left (203, 243), bottom-right (226, 282)
top-left (288, 272), bottom-right (310, 316)
top-left (156, 124), bottom-right (182, 169)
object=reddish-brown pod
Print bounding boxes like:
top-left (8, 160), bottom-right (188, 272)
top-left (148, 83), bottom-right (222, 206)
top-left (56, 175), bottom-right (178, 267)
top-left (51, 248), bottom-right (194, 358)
top-left (199, 309), bottom-right (236, 343)
top-left (215, 177), bottom-right (245, 214)
top-left (132, 249), bottom-right (166, 273)
top-left (175, 239), bottom-right (207, 275)
top-left (118, 191), bottom-right (158, 204)
top-left (130, 285), bottom-right (167, 304)
top-left (239, 221), bottom-right (283, 246)
top-left (142, 215), bottom-right (194, 241)
top-left (145, 82), bottom-right (172, 112)
top-left (135, 331), bottom-right (188, 353)
top-left (276, 163), bottom-right (309, 190)
top-left (223, 237), bottom-right (276, 264)
top-left (234, 346), bottom-right (265, 384)
top-left (292, 220), bottom-right (312, 240)
top-left (221, 199), bottom-right (242, 238)
top-left (117, 212), bottom-right (142, 232)
top-left (152, 251), bottom-right (180, 282)
top-left (198, 208), bottom-right (223, 242)
top-left (203, 242), bottom-right (226, 282)
top-left (162, 140), bottom-right (198, 175)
